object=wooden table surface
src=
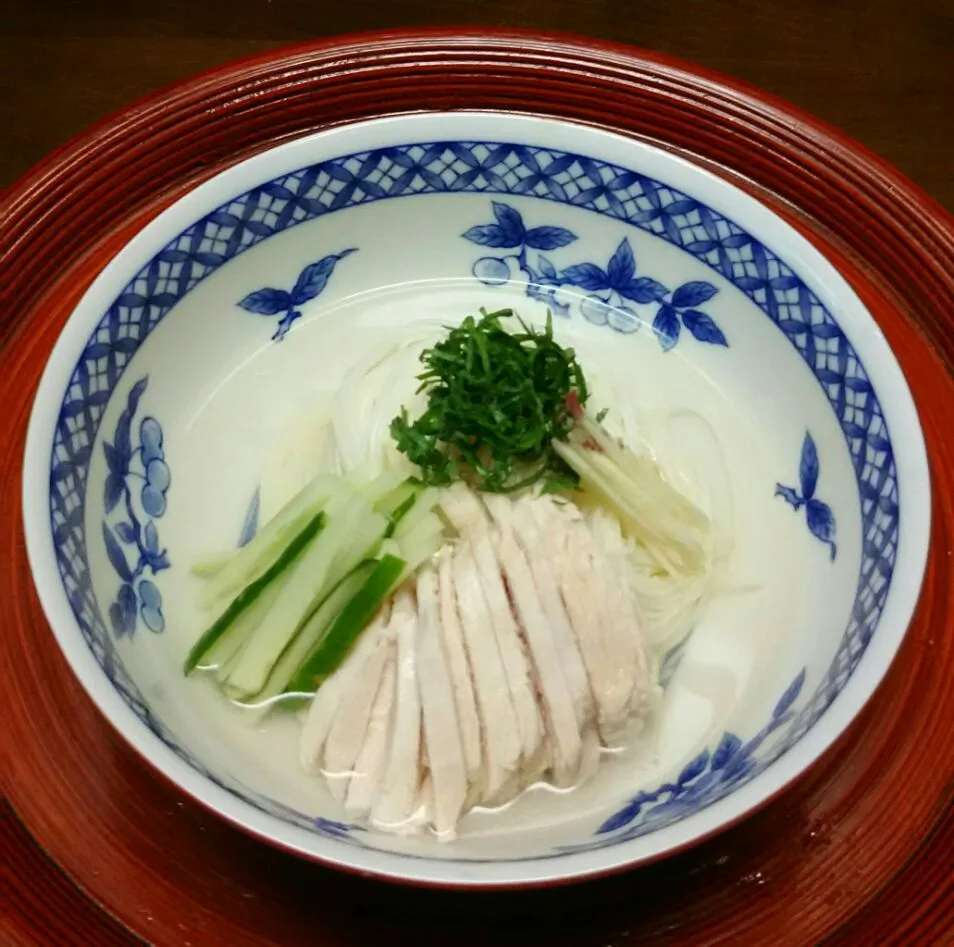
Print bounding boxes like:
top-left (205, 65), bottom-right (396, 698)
top-left (2, 2), bottom-right (951, 944)
top-left (2, 0), bottom-right (952, 212)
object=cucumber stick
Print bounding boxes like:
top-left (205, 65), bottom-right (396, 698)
top-left (285, 554), bottom-right (406, 697)
top-left (224, 496), bottom-right (388, 697)
top-left (190, 551), bottom-right (233, 579)
top-left (183, 511), bottom-right (326, 674)
top-left (201, 474), bottom-right (344, 607)
top-left (236, 562), bottom-right (377, 705)
top-left (392, 486), bottom-right (439, 540)
top-left (375, 478), bottom-right (419, 517)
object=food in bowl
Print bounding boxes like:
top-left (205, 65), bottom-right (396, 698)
top-left (183, 307), bottom-right (730, 839)
top-left (22, 111), bottom-right (929, 884)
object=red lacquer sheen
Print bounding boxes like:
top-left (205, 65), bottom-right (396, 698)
top-left (1, 29), bottom-right (952, 946)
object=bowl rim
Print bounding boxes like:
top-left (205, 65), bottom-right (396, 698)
top-left (21, 109), bottom-right (932, 887)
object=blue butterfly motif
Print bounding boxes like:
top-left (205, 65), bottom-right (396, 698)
top-left (238, 249), bottom-right (357, 340)
top-left (776, 432), bottom-right (837, 560)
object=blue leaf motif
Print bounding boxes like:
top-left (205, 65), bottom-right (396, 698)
top-left (806, 499), bottom-right (837, 559)
top-left (711, 732), bottom-right (742, 771)
top-left (672, 281), bottom-right (718, 308)
top-left (523, 226), bottom-right (576, 251)
top-left (103, 442), bottom-right (125, 476)
top-left (238, 288), bottom-right (291, 315)
top-left (799, 432), bottom-right (820, 500)
top-left (606, 239), bottom-right (636, 289)
top-left (619, 277), bottom-right (668, 304)
top-left (114, 411), bottom-right (133, 465)
top-left (114, 522), bottom-right (137, 544)
top-left (772, 667), bottom-right (806, 720)
top-left (104, 472), bottom-right (124, 514)
top-left (462, 224), bottom-right (519, 248)
top-left (102, 522), bottom-right (132, 582)
top-left (562, 263), bottom-right (610, 292)
top-left (537, 255), bottom-right (558, 280)
top-left (290, 249), bottom-right (356, 304)
top-left (682, 310), bottom-right (728, 346)
top-left (492, 201), bottom-right (525, 243)
top-left (109, 583), bottom-right (138, 637)
top-left (653, 304), bottom-right (681, 351)
top-left (596, 792), bottom-right (655, 834)
top-left (127, 377), bottom-right (148, 418)
top-left (677, 748), bottom-right (710, 786)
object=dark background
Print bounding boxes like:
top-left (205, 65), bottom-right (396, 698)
top-left (1, 0), bottom-right (952, 211)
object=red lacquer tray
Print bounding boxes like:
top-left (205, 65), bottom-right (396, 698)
top-left (1, 30), bottom-right (952, 946)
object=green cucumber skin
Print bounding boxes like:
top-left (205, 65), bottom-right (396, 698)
top-left (285, 554), bottom-right (406, 694)
top-left (237, 561), bottom-right (376, 705)
top-left (383, 490), bottom-right (418, 538)
top-left (183, 511), bottom-right (326, 675)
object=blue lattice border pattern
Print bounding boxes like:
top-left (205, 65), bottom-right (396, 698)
top-left (48, 140), bottom-right (898, 852)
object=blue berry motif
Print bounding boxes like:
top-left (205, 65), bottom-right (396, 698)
top-left (238, 249), bottom-right (356, 340)
top-left (101, 377), bottom-right (171, 636)
top-left (775, 432), bottom-right (838, 560)
top-left (465, 201), bottom-right (727, 350)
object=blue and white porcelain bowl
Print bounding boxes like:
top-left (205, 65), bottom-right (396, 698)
top-left (22, 113), bottom-right (931, 886)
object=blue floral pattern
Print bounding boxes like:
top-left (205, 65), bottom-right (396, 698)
top-left (776, 432), bottom-right (838, 560)
top-left (46, 139), bottom-right (900, 857)
top-left (465, 201), bottom-right (726, 348)
top-left (101, 377), bottom-right (170, 636)
top-left (571, 669), bottom-right (807, 851)
top-left (238, 249), bottom-right (356, 340)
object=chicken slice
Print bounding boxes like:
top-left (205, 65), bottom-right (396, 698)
top-left (344, 645), bottom-right (397, 817)
top-left (371, 590), bottom-right (424, 833)
top-left (535, 501), bottom-right (634, 741)
top-left (416, 568), bottom-right (468, 838)
top-left (439, 481), bottom-right (490, 534)
top-left (322, 616), bottom-right (392, 802)
top-left (300, 606), bottom-right (390, 775)
top-left (437, 551), bottom-right (483, 789)
top-left (453, 540), bottom-right (522, 802)
top-left (470, 528), bottom-right (544, 767)
top-left (586, 510), bottom-right (658, 718)
top-left (507, 499), bottom-right (593, 729)
top-left (483, 494), bottom-right (583, 786)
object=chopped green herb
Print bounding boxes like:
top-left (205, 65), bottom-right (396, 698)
top-left (390, 308), bottom-right (588, 492)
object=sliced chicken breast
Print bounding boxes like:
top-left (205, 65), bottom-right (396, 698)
top-left (470, 528), bottom-right (544, 767)
top-left (535, 502), bottom-right (634, 741)
top-left (322, 618), bottom-right (391, 802)
top-left (483, 494), bottom-right (583, 786)
top-left (436, 550), bottom-right (484, 789)
top-left (344, 646), bottom-right (397, 817)
top-left (439, 481), bottom-right (491, 534)
top-left (371, 590), bottom-right (424, 833)
top-left (416, 568), bottom-right (468, 838)
top-left (508, 499), bottom-right (593, 730)
top-left (300, 606), bottom-right (390, 775)
top-left (452, 540), bottom-right (522, 802)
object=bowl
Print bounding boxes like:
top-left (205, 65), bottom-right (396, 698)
top-left (22, 111), bottom-right (931, 886)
